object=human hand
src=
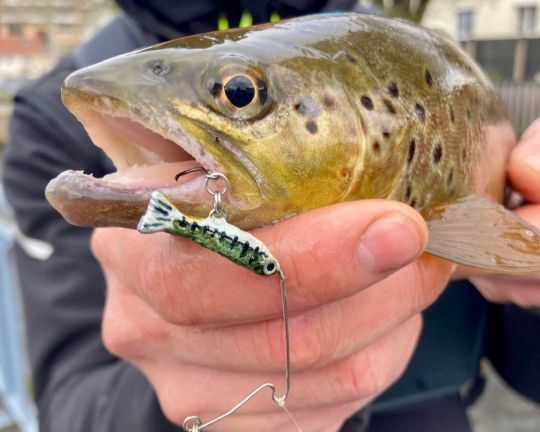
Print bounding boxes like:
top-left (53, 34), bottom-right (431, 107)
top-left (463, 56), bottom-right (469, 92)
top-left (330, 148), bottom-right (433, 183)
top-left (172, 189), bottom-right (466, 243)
top-left (92, 200), bottom-right (451, 432)
top-left (455, 118), bottom-right (540, 307)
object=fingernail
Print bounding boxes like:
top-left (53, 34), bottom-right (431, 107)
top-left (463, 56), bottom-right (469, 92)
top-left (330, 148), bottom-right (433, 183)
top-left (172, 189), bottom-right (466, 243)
top-left (526, 155), bottom-right (540, 176)
top-left (357, 215), bottom-right (424, 273)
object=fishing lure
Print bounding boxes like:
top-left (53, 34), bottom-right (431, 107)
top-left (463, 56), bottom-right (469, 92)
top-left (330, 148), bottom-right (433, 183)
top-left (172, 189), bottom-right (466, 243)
top-left (138, 170), bottom-right (293, 432)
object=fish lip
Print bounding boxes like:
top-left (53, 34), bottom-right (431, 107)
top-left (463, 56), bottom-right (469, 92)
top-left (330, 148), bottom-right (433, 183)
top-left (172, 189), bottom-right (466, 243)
top-left (59, 87), bottom-right (260, 207)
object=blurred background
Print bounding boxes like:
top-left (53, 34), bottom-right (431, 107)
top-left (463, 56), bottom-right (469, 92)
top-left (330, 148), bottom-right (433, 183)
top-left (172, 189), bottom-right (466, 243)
top-left (0, 1), bottom-right (539, 432)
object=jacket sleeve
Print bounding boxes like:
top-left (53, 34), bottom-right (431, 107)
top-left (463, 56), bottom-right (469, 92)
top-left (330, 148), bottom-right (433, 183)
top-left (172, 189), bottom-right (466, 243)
top-left (2, 56), bottom-right (177, 432)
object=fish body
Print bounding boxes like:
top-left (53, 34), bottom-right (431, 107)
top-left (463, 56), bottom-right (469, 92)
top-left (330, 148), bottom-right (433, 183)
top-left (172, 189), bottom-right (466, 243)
top-left (46, 13), bottom-right (540, 273)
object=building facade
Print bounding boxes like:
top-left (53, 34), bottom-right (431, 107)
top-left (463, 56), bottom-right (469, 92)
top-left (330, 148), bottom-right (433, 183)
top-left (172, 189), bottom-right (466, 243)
top-left (422, 0), bottom-right (540, 82)
top-left (0, 0), bottom-right (114, 80)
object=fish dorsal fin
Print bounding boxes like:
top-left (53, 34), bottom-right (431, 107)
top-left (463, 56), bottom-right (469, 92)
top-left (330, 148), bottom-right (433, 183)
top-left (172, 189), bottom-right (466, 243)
top-left (423, 195), bottom-right (540, 274)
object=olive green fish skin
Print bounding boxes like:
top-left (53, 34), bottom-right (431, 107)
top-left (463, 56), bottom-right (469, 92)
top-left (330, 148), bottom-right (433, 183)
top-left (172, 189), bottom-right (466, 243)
top-left (47, 13), bottom-right (513, 230)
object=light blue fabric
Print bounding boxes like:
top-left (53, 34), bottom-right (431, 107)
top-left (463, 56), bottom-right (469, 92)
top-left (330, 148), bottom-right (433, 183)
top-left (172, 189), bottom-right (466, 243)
top-left (0, 185), bottom-right (38, 432)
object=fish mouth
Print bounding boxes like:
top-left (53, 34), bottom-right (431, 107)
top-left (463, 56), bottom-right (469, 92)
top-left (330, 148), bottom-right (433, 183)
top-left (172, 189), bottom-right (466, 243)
top-left (46, 88), bottom-right (260, 228)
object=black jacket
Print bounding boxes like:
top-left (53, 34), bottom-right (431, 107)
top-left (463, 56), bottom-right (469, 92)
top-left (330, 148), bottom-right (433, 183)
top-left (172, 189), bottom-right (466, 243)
top-left (3, 2), bottom-right (540, 432)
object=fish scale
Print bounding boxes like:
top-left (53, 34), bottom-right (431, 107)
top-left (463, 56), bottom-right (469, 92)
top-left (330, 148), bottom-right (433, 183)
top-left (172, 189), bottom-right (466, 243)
top-left (46, 13), bottom-right (540, 274)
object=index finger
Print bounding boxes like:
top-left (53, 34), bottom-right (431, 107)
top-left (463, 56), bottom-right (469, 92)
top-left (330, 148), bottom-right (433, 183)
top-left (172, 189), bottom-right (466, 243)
top-left (92, 199), bottom-right (430, 326)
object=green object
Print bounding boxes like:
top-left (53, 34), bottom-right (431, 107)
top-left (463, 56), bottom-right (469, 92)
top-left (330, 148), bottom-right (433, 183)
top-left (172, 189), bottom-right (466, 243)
top-left (138, 191), bottom-right (280, 276)
top-left (218, 14), bottom-right (229, 30)
top-left (239, 11), bottom-right (253, 28)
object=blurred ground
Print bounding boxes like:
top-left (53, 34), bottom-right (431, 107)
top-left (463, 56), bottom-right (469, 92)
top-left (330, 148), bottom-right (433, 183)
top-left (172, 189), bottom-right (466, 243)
top-left (470, 362), bottom-right (540, 432)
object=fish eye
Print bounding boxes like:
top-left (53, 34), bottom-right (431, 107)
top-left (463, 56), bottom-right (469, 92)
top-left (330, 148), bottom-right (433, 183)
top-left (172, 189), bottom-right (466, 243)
top-left (223, 75), bottom-right (256, 108)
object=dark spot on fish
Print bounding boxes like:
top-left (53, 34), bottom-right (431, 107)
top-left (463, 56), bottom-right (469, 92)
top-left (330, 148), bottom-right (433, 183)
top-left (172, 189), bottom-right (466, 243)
top-left (462, 148), bottom-right (467, 161)
top-left (323, 95), bottom-right (335, 109)
top-left (449, 106), bottom-right (455, 123)
top-left (232, 236), bottom-right (239, 245)
top-left (383, 98), bottom-right (396, 114)
top-left (447, 169), bottom-right (454, 186)
top-left (190, 101), bottom-right (197, 109)
top-left (306, 120), bottom-right (318, 134)
top-left (361, 95), bottom-right (374, 110)
top-left (210, 81), bottom-right (222, 97)
top-left (425, 70), bottom-right (433, 86)
top-left (382, 129), bottom-right (391, 139)
top-left (466, 109), bottom-right (471, 121)
top-left (294, 97), bottom-right (321, 117)
top-left (408, 139), bottom-right (416, 163)
top-left (405, 185), bottom-right (412, 201)
top-left (415, 103), bottom-right (426, 121)
top-left (410, 198), bottom-right (416, 208)
top-left (341, 168), bottom-right (349, 177)
top-left (372, 141), bottom-right (381, 152)
top-left (345, 52), bottom-right (358, 64)
top-left (212, 136), bottom-right (220, 144)
top-left (179, 217), bottom-right (188, 227)
top-left (433, 144), bottom-right (443, 163)
top-left (191, 222), bottom-right (199, 231)
top-left (388, 82), bottom-right (399, 98)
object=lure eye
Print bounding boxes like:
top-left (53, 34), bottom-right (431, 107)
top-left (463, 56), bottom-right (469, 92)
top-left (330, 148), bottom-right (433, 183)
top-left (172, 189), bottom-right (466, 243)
top-left (263, 259), bottom-right (278, 275)
top-left (223, 75), bottom-right (256, 108)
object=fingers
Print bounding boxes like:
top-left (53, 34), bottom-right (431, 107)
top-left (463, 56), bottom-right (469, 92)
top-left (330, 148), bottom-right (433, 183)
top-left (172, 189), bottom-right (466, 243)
top-left (103, 254), bottom-right (449, 373)
top-left (508, 118), bottom-right (540, 202)
top-left (470, 275), bottom-right (540, 307)
top-left (138, 314), bottom-right (422, 427)
top-left (93, 199), bottom-right (428, 326)
top-left (180, 400), bottom-right (363, 432)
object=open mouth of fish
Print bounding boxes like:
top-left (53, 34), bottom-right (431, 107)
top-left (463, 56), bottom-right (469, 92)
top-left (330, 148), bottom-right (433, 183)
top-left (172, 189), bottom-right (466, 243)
top-left (45, 89), bottom-right (257, 228)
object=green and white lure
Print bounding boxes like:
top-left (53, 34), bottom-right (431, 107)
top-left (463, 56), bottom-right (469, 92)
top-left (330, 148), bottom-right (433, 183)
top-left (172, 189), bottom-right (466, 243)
top-left (137, 170), bottom-right (296, 432)
top-left (138, 192), bottom-right (280, 276)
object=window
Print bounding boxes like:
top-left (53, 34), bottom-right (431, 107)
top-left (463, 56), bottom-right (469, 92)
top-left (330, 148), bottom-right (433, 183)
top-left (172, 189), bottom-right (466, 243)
top-left (8, 23), bottom-right (22, 36)
top-left (458, 10), bottom-right (473, 40)
top-left (517, 5), bottom-right (537, 35)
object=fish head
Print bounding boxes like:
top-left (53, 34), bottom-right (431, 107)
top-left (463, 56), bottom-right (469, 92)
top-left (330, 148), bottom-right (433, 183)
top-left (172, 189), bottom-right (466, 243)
top-left (47, 18), bottom-right (364, 229)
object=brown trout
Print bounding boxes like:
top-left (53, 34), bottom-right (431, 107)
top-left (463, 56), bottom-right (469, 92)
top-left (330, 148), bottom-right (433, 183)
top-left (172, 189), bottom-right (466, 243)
top-left (46, 13), bottom-right (540, 273)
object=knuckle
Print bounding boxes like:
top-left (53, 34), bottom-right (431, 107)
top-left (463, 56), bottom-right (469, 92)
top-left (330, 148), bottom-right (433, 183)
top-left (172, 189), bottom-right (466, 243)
top-left (102, 300), bottom-right (136, 358)
top-left (334, 353), bottom-right (378, 400)
top-left (136, 251), bottom-right (208, 326)
top-left (263, 315), bottom-right (325, 371)
top-left (137, 255), bottom-right (188, 324)
top-left (264, 313), bottom-right (329, 371)
top-left (409, 256), bottom-right (450, 312)
top-left (90, 230), bottom-right (110, 263)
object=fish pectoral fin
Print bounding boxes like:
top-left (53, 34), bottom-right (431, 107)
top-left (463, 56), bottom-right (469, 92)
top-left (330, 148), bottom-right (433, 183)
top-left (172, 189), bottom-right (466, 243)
top-left (423, 195), bottom-right (540, 274)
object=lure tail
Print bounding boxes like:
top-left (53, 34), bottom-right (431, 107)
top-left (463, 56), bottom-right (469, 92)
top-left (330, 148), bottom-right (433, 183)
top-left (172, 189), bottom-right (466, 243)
top-left (137, 191), bottom-right (179, 234)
